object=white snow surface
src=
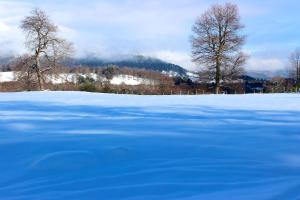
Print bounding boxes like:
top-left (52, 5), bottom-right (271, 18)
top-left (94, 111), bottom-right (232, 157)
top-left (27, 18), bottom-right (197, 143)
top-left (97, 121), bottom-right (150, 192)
top-left (110, 74), bottom-right (155, 85)
top-left (0, 92), bottom-right (300, 200)
top-left (0, 72), bottom-right (156, 86)
top-left (0, 71), bottom-right (15, 82)
top-left (1, 91), bottom-right (299, 111)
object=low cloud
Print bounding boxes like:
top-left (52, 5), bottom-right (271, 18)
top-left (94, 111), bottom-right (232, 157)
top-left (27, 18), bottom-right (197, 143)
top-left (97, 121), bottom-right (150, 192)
top-left (147, 50), bottom-right (196, 71)
top-left (0, 21), bottom-right (25, 55)
top-left (247, 57), bottom-right (286, 71)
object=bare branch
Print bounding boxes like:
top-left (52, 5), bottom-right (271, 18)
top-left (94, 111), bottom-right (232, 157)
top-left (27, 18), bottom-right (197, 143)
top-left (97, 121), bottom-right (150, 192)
top-left (288, 48), bottom-right (300, 87)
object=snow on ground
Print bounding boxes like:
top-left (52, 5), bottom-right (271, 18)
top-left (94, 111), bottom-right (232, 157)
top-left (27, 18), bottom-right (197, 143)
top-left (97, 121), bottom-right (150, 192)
top-left (110, 75), bottom-right (155, 86)
top-left (0, 92), bottom-right (300, 200)
top-left (0, 71), bottom-right (15, 82)
top-left (45, 73), bottom-right (78, 84)
top-left (0, 72), bottom-right (155, 86)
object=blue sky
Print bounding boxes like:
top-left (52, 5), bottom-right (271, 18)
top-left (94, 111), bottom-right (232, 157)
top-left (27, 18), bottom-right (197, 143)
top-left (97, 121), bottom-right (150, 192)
top-left (0, 0), bottom-right (299, 71)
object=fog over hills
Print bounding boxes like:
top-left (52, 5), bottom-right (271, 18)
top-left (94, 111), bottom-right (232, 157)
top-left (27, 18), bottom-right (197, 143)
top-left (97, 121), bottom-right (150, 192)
top-left (246, 69), bottom-right (289, 80)
top-left (0, 54), bottom-right (290, 80)
top-left (0, 54), bottom-right (188, 76)
top-left (65, 55), bottom-right (188, 76)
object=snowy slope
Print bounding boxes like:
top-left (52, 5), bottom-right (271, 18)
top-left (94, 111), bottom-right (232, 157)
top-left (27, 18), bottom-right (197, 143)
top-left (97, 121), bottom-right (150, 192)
top-left (0, 92), bottom-right (300, 200)
top-left (0, 72), bottom-right (155, 86)
top-left (110, 75), bottom-right (155, 86)
top-left (0, 71), bottom-right (15, 82)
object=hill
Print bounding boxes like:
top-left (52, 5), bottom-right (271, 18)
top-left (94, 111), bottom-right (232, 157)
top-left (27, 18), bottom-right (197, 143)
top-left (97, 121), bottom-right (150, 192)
top-left (66, 55), bottom-right (188, 76)
top-left (246, 69), bottom-right (289, 80)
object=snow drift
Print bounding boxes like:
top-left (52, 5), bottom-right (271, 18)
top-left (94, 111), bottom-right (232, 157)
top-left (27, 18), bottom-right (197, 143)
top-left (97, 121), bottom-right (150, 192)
top-left (0, 92), bottom-right (300, 200)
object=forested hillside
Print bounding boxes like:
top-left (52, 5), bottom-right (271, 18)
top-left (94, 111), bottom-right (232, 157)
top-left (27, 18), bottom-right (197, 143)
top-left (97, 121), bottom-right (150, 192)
top-left (65, 55), bottom-right (188, 76)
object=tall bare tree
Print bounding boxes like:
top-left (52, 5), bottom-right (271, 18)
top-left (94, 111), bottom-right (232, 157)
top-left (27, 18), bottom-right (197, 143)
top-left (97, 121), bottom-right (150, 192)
top-left (191, 3), bottom-right (246, 94)
top-left (20, 9), bottom-right (73, 90)
top-left (289, 48), bottom-right (300, 89)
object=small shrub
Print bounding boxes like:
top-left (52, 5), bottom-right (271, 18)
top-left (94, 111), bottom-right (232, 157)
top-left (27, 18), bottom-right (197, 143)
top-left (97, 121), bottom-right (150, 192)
top-left (101, 84), bottom-right (112, 93)
top-left (77, 75), bottom-right (95, 84)
top-left (80, 83), bottom-right (97, 92)
top-left (102, 66), bottom-right (119, 80)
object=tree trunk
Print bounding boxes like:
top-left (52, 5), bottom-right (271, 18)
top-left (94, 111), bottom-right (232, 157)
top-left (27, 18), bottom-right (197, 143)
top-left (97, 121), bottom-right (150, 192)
top-left (36, 69), bottom-right (44, 91)
top-left (296, 61), bottom-right (300, 87)
top-left (35, 56), bottom-right (44, 91)
top-left (215, 59), bottom-right (221, 94)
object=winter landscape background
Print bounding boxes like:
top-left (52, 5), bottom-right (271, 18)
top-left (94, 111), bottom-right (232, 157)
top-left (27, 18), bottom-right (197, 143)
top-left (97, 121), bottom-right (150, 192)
top-left (1, 0), bottom-right (300, 199)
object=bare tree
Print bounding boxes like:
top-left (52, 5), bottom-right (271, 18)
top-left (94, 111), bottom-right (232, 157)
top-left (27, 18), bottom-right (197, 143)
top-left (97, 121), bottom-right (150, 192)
top-left (12, 55), bottom-right (37, 90)
top-left (20, 9), bottom-right (73, 90)
top-left (289, 48), bottom-right (300, 89)
top-left (191, 3), bottom-right (246, 94)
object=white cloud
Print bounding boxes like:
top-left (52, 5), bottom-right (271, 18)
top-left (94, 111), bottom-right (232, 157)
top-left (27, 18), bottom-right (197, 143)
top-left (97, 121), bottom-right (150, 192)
top-left (0, 0), bottom-right (79, 56)
top-left (0, 21), bottom-right (10, 31)
top-left (0, 1), bottom-right (29, 54)
top-left (147, 50), bottom-right (196, 71)
top-left (247, 57), bottom-right (286, 71)
top-left (0, 21), bottom-right (25, 55)
top-left (57, 25), bottom-right (79, 41)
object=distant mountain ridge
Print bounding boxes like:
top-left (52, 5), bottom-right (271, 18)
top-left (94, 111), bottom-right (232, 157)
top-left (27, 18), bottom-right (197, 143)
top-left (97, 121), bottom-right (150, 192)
top-left (0, 55), bottom-right (188, 76)
top-left (246, 69), bottom-right (289, 80)
top-left (0, 55), bottom-right (290, 80)
top-left (66, 55), bottom-right (188, 76)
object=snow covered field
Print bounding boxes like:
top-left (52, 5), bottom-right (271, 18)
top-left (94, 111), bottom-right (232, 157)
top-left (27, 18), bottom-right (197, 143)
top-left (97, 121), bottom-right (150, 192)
top-left (0, 72), bottom-right (15, 82)
top-left (0, 92), bottom-right (300, 200)
top-left (0, 72), bottom-right (156, 86)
